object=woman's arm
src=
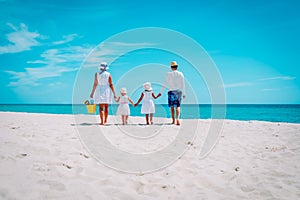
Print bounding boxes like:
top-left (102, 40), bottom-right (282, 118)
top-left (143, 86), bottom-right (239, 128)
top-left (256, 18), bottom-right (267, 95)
top-left (90, 73), bottom-right (98, 98)
top-left (108, 75), bottom-right (117, 99)
top-left (128, 97), bottom-right (135, 106)
top-left (115, 97), bottom-right (120, 102)
top-left (134, 93), bottom-right (144, 107)
top-left (152, 92), bottom-right (161, 99)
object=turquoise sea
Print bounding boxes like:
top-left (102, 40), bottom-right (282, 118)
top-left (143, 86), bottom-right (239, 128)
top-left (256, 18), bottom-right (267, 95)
top-left (0, 104), bottom-right (299, 124)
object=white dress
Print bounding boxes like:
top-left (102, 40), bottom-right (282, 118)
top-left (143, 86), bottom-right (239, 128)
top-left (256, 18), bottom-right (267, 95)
top-left (141, 91), bottom-right (155, 114)
top-left (94, 71), bottom-right (113, 104)
top-left (117, 95), bottom-right (130, 115)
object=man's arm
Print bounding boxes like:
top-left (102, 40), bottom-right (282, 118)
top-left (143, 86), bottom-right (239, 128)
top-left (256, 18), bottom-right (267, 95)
top-left (181, 73), bottom-right (186, 98)
top-left (159, 73), bottom-right (168, 94)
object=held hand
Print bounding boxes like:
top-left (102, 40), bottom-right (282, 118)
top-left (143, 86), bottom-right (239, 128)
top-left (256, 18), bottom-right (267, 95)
top-left (114, 96), bottom-right (119, 102)
top-left (183, 95), bottom-right (186, 99)
top-left (90, 93), bottom-right (93, 98)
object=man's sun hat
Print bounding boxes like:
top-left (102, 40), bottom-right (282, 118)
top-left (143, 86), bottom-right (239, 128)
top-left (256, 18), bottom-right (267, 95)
top-left (99, 62), bottom-right (109, 70)
top-left (170, 61), bottom-right (178, 67)
top-left (143, 82), bottom-right (152, 91)
top-left (120, 88), bottom-right (127, 94)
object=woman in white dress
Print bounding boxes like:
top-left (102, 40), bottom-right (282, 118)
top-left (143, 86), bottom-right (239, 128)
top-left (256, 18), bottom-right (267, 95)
top-left (115, 88), bottom-right (135, 125)
top-left (135, 82), bottom-right (161, 125)
top-left (90, 62), bottom-right (116, 125)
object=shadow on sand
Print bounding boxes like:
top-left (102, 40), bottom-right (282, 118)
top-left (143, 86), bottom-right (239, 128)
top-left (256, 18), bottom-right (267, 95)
top-left (70, 122), bottom-right (174, 126)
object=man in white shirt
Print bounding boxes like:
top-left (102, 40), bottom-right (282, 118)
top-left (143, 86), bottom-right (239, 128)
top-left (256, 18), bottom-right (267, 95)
top-left (159, 61), bottom-right (186, 125)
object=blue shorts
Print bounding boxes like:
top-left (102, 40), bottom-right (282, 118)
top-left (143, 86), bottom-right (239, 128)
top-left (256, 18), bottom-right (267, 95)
top-left (168, 90), bottom-right (182, 107)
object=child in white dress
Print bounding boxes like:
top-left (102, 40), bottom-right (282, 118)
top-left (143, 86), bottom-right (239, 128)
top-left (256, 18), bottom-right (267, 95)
top-left (135, 82), bottom-right (161, 125)
top-left (115, 88), bottom-right (135, 125)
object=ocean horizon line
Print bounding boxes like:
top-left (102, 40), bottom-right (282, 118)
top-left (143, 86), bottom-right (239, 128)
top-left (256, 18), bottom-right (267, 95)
top-left (1, 103), bottom-right (300, 105)
top-left (1, 104), bottom-right (299, 123)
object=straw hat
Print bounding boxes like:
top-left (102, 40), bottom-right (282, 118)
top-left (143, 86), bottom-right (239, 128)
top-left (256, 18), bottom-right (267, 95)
top-left (170, 61), bottom-right (178, 67)
top-left (120, 88), bottom-right (127, 94)
top-left (143, 82), bottom-right (152, 91)
top-left (99, 62), bottom-right (109, 70)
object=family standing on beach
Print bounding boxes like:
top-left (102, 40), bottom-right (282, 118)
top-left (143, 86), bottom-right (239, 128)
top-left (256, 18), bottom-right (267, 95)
top-left (90, 61), bottom-right (185, 126)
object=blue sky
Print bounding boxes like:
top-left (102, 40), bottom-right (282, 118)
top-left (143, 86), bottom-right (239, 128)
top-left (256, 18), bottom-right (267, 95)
top-left (0, 0), bottom-right (300, 104)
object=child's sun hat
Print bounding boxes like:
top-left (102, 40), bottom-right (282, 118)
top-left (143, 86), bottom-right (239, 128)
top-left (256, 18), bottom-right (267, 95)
top-left (120, 88), bottom-right (127, 94)
top-left (143, 82), bottom-right (152, 91)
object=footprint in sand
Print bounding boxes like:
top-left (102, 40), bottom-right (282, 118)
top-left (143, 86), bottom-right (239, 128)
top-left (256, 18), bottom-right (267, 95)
top-left (62, 163), bottom-right (72, 169)
top-left (32, 163), bottom-right (50, 172)
top-left (16, 153), bottom-right (27, 158)
top-left (10, 126), bottom-right (20, 130)
top-left (80, 153), bottom-right (89, 158)
top-left (241, 184), bottom-right (255, 192)
top-left (38, 179), bottom-right (66, 191)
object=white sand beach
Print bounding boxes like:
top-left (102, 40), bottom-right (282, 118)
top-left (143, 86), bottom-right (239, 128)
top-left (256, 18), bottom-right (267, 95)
top-left (0, 112), bottom-right (300, 200)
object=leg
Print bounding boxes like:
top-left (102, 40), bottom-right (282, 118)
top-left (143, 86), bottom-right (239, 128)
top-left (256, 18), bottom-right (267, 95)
top-left (99, 104), bottom-right (104, 125)
top-left (150, 113), bottom-right (153, 124)
top-left (125, 115), bottom-right (129, 124)
top-left (145, 114), bottom-right (149, 125)
top-left (121, 115), bottom-right (125, 125)
top-left (104, 104), bottom-right (109, 124)
top-left (168, 91), bottom-right (175, 124)
top-left (170, 107), bottom-right (175, 124)
top-left (176, 106), bottom-right (181, 126)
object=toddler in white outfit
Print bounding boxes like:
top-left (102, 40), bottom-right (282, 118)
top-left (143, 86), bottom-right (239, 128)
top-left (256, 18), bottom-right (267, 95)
top-left (115, 88), bottom-right (135, 125)
top-left (135, 82), bottom-right (161, 124)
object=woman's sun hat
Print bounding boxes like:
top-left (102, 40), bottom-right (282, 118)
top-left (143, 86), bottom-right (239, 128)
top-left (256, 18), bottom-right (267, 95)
top-left (99, 62), bottom-right (109, 70)
top-left (143, 82), bottom-right (152, 91)
top-left (120, 88), bottom-right (127, 94)
top-left (170, 61), bottom-right (178, 67)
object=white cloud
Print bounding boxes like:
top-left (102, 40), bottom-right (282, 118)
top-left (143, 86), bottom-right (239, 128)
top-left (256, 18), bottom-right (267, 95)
top-left (48, 82), bottom-right (63, 87)
top-left (222, 75), bottom-right (296, 89)
top-left (83, 41), bottom-right (155, 68)
top-left (261, 88), bottom-right (280, 92)
top-left (5, 70), bottom-right (38, 87)
top-left (223, 82), bottom-right (252, 88)
top-left (52, 34), bottom-right (80, 45)
top-left (26, 60), bottom-right (48, 64)
top-left (4, 36), bottom-right (156, 86)
top-left (107, 42), bottom-right (156, 47)
top-left (0, 23), bottom-right (41, 54)
top-left (5, 65), bottom-right (79, 87)
top-left (259, 76), bottom-right (296, 81)
top-left (6, 45), bottom-right (93, 87)
top-left (28, 45), bottom-right (93, 66)
top-left (1, 23), bottom-right (94, 87)
top-left (0, 23), bottom-right (81, 54)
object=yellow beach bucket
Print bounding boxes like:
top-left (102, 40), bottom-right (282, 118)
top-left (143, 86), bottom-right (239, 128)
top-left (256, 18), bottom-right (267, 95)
top-left (84, 99), bottom-right (96, 114)
top-left (86, 104), bottom-right (96, 113)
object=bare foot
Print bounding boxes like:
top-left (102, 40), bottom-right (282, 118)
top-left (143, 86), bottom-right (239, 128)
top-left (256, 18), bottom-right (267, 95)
top-left (176, 120), bottom-right (181, 126)
top-left (171, 120), bottom-right (175, 124)
top-left (100, 122), bottom-right (104, 125)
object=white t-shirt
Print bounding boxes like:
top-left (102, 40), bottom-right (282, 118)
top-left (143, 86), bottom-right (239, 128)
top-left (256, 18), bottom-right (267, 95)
top-left (161, 70), bottom-right (185, 95)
